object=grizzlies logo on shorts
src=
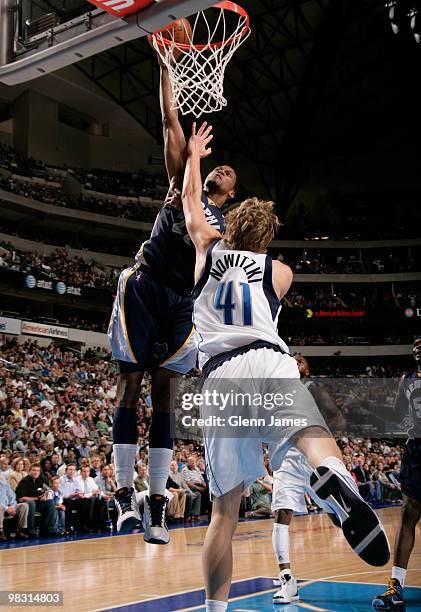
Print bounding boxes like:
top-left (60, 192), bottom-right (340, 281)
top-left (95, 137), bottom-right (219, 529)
top-left (108, 266), bottom-right (196, 373)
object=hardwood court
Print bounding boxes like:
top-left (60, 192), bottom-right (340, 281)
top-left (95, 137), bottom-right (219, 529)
top-left (1, 507), bottom-right (420, 611)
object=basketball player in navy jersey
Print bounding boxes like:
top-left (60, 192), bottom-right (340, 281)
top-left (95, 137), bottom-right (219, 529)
top-left (181, 122), bottom-right (389, 612)
top-left (108, 58), bottom-right (237, 541)
top-left (373, 337), bottom-right (421, 611)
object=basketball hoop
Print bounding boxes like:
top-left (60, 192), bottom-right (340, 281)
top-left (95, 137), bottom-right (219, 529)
top-left (149, 1), bottom-right (251, 118)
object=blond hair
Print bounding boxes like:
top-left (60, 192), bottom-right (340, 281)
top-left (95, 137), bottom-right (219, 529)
top-left (223, 197), bottom-right (280, 253)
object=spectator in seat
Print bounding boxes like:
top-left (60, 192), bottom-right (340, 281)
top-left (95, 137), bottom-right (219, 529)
top-left (14, 431), bottom-right (30, 454)
top-left (40, 457), bottom-right (54, 486)
top-left (8, 457), bottom-right (27, 492)
top-left (78, 466), bottom-right (110, 531)
top-left (1, 432), bottom-right (13, 453)
top-left (59, 463), bottom-right (90, 533)
top-left (76, 439), bottom-right (90, 460)
top-left (182, 456), bottom-right (206, 521)
top-left (245, 476), bottom-right (273, 518)
top-left (56, 449), bottom-right (78, 476)
top-left (197, 458), bottom-right (211, 516)
top-left (47, 476), bottom-right (66, 535)
top-left (49, 453), bottom-right (62, 476)
top-left (166, 461), bottom-right (187, 522)
top-left (346, 462), bottom-right (359, 485)
top-left (134, 465), bottom-right (148, 493)
top-left (0, 475), bottom-right (29, 540)
top-left (15, 464), bottom-right (57, 536)
top-left (352, 456), bottom-right (375, 501)
top-left (94, 464), bottom-right (116, 522)
top-left (89, 456), bottom-right (103, 479)
top-left (69, 416), bottom-right (89, 441)
top-left (372, 462), bottom-right (396, 502)
top-left (0, 455), bottom-right (12, 480)
top-left (95, 464), bottom-right (116, 496)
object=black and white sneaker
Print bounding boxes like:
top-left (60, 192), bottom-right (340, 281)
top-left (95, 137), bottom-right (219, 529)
top-left (143, 494), bottom-right (170, 545)
top-left (115, 487), bottom-right (142, 534)
top-left (310, 466), bottom-right (390, 566)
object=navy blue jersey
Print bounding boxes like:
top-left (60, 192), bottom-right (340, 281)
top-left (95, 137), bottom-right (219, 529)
top-left (404, 371), bottom-right (421, 438)
top-left (136, 192), bottom-right (224, 294)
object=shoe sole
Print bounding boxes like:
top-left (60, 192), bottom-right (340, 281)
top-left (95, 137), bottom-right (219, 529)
top-left (273, 594), bottom-right (299, 604)
top-left (143, 535), bottom-right (170, 545)
top-left (372, 597), bottom-right (405, 611)
top-left (310, 466), bottom-right (390, 567)
top-left (117, 516), bottom-right (142, 535)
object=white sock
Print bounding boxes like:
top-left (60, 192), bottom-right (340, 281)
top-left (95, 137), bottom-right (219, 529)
top-left (205, 600), bottom-right (228, 611)
top-left (392, 566), bottom-right (406, 586)
top-left (114, 443), bottom-right (137, 489)
top-left (148, 448), bottom-right (173, 496)
top-left (320, 456), bottom-right (359, 493)
top-left (272, 523), bottom-right (290, 565)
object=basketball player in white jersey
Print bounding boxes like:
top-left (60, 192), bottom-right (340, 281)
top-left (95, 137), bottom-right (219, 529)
top-left (181, 122), bottom-right (390, 612)
top-left (272, 354), bottom-right (345, 604)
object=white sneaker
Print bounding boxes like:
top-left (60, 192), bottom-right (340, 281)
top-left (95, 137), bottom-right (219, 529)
top-left (143, 494), bottom-right (170, 545)
top-left (115, 487), bottom-right (142, 534)
top-left (273, 570), bottom-right (299, 604)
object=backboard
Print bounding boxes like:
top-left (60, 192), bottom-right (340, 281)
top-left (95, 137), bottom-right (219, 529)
top-left (0, 0), bottom-right (215, 86)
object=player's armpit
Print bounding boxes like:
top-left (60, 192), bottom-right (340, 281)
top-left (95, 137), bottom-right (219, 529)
top-left (163, 183), bottom-right (183, 210)
top-left (272, 260), bottom-right (293, 300)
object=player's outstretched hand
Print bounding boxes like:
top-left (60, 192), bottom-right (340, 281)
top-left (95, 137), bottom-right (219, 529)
top-left (188, 121), bottom-right (213, 159)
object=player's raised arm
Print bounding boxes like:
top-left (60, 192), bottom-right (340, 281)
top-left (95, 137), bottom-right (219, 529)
top-left (159, 59), bottom-right (186, 198)
top-left (182, 122), bottom-right (222, 253)
top-left (393, 375), bottom-right (409, 421)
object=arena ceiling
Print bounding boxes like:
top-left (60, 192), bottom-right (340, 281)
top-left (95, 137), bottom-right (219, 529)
top-left (17, 1), bottom-right (421, 202)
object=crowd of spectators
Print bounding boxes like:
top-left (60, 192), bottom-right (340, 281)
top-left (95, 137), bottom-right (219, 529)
top-left (0, 144), bottom-right (47, 180)
top-left (2, 142), bottom-right (421, 240)
top-left (0, 336), bottom-right (410, 542)
top-left (284, 286), bottom-right (420, 313)
top-left (287, 333), bottom-right (414, 346)
top-left (0, 239), bottom-right (121, 291)
top-left (0, 177), bottom-right (161, 224)
top-left (1, 238), bottom-right (419, 311)
top-left (0, 338), bottom-right (213, 540)
top-left (75, 167), bottom-right (168, 201)
top-left (274, 250), bottom-right (418, 274)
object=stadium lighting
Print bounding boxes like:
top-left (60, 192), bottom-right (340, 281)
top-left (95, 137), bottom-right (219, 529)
top-left (387, 1), bottom-right (421, 36)
top-left (410, 6), bottom-right (421, 42)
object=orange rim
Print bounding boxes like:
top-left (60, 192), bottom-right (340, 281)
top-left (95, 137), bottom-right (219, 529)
top-left (149, 1), bottom-right (250, 52)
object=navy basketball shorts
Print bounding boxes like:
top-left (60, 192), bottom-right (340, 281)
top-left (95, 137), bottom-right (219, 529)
top-left (108, 266), bottom-right (196, 374)
top-left (399, 439), bottom-right (421, 502)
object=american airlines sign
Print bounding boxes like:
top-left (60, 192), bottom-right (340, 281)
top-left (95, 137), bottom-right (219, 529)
top-left (86, 0), bottom-right (152, 18)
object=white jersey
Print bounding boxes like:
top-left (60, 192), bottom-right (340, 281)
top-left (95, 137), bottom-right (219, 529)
top-left (192, 240), bottom-right (289, 367)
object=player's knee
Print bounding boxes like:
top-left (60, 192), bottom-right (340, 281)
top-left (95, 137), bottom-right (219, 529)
top-left (402, 497), bottom-right (421, 526)
top-left (116, 372), bottom-right (143, 408)
top-left (151, 367), bottom-right (181, 412)
top-left (275, 509), bottom-right (293, 525)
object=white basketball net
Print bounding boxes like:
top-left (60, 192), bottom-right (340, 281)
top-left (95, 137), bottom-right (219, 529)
top-left (151, 3), bottom-right (250, 118)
